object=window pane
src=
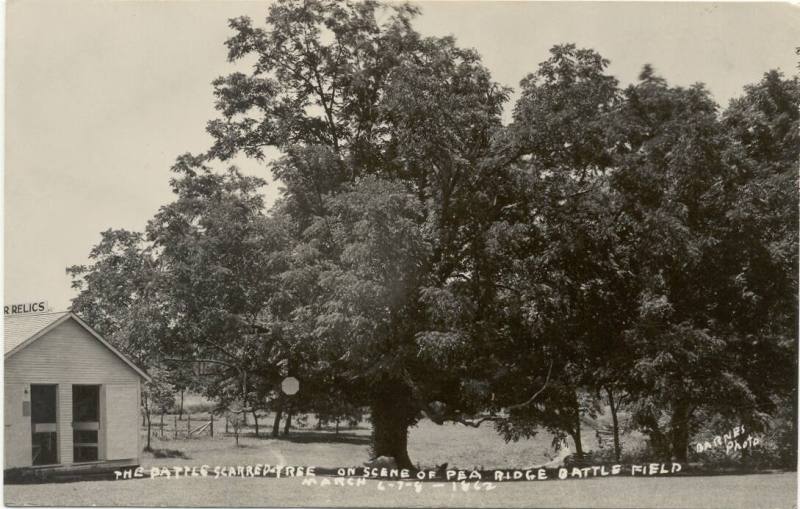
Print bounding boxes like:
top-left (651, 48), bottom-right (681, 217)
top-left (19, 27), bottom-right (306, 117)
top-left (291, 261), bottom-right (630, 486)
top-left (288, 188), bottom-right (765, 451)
top-left (74, 429), bottom-right (98, 445)
top-left (72, 385), bottom-right (99, 422)
top-left (73, 446), bottom-right (98, 463)
top-left (31, 385), bottom-right (57, 423)
top-left (32, 432), bottom-right (58, 465)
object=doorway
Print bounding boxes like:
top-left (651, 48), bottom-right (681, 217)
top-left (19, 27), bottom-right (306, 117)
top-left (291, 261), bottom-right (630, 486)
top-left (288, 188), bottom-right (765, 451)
top-left (30, 384), bottom-right (58, 466)
top-left (72, 385), bottom-right (101, 462)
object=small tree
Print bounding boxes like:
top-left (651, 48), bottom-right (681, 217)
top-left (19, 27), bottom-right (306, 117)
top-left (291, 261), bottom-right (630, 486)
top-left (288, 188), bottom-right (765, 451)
top-left (226, 400), bottom-right (246, 447)
top-left (142, 370), bottom-right (176, 451)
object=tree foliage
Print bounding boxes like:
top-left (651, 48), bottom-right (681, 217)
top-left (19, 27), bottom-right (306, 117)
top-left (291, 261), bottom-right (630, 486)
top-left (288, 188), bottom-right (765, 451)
top-left (68, 1), bottom-right (797, 467)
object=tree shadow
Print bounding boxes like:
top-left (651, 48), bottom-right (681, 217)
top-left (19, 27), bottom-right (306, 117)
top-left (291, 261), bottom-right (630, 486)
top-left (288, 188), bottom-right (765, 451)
top-left (244, 431), bottom-right (371, 445)
top-left (149, 448), bottom-right (190, 459)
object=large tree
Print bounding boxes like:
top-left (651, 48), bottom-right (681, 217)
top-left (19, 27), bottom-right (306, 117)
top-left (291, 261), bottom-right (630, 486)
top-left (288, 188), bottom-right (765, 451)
top-left (143, 155), bottom-right (295, 415)
top-left (206, 0), bottom-right (508, 467)
top-left (719, 70), bottom-right (799, 464)
top-left (67, 229), bottom-right (165, 366)
top-left (605, 66), bottom-right (798, 461)
top-left (412, 45), bottom-right (635, 459)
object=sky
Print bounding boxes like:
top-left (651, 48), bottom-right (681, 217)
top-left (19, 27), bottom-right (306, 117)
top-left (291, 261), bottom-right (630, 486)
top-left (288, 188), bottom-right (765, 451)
top-left (5, 1), bottom-right (800, 312)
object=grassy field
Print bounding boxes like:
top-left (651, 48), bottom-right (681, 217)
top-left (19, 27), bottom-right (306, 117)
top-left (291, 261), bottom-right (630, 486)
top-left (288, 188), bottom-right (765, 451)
top-left (140, 416), bottom-right (576, 470)
top-left (5, 415), bottom-right (797, 508)
top-left (139, 410), bottom-right (623, 469)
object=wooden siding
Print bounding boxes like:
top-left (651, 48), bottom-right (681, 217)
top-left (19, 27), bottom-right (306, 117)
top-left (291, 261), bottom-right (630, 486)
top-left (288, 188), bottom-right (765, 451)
top-left (104, 384), bottom-right (139, 460)
top-left (5, 319), bottom-right (141, 384)
top-left (4, 383), bottom-right (31, 468)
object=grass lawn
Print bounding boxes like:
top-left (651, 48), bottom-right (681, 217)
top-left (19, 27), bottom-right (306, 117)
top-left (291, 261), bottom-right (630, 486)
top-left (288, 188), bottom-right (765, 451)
top-left (139, 412), bottom-right (616, 470)
top-left (139, 417), bottom-right (573, 471)
top-left (5, 415), bottom-right (796, 508)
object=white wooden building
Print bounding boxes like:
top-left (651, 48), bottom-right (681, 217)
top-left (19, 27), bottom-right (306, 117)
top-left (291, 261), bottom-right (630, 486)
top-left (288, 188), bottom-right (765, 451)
top-left (4, 311), bottom-right (150, 471)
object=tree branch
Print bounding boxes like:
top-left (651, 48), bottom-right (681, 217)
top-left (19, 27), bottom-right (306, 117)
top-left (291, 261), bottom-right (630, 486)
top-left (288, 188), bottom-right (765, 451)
top-left (449, 414), bottom-right (503, 428)
top-left (163, 357), bottom-right (238, 371)
top-left (505, 359), bottom-right (554, 411)
top-left (415, 360), bottom-right (555, 429)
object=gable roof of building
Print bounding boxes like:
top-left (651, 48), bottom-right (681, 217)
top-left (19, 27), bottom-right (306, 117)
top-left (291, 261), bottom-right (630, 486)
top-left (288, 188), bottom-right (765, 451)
top-left (4, 311), bottom-right (67, 354)
top-left (4, 311), bottom-right (151, 381)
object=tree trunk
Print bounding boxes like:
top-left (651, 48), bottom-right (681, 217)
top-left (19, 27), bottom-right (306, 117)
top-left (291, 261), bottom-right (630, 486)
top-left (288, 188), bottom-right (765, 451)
top-left (569, 396), bottom-right (584, 459)
top-left (642, 414), bottom-right (670, 460)
top-left (178, 390), bottom-right (184, 420)
top-left (145, 411), bottom-right (152, 451)
top-left (607, 388), bottom-right (622, 462)
top-left (252, 410), bottom-right (259, 437)
top-left (142, 393), bottom-right (147, 426)
top-left (160, 412), bottom-right (165, 438)
top-left (370, 381), bottom-right (415, 469)
top-left (283, 409), bottom-right (293, 435)
top-left (335, 417), bottom-right (340, 435)
top-left (793, 386), bottom-right (798, 468)
top-left (670, 399), bottom-right (691, 462)
top-left (570, 428), bottom-right (584, 459)
top-left (272, 402), bottom-right (283, 438)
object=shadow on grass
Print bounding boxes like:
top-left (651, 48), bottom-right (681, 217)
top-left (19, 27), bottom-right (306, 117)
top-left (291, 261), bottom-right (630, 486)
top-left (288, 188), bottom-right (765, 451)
top-left (282, 431), bottom-right (370, 445)
top-left (236, 430), bottom-right (370, 445)
top-left (230, 443), bottom-right (259, 449)
top-left (149, 448), bottom-right (190, 459)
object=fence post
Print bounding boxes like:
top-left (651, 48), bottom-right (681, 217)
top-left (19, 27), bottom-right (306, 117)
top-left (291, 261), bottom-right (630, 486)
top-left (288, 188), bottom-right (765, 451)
top-left (210, 414), bottom-right (214, 438)
top-left (188, 414), bottom-right (191, 436)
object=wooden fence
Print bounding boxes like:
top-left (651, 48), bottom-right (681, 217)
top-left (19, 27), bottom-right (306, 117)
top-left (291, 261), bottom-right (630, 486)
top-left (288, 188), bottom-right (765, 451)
top-left (146, 413), bottom-right (221, 439)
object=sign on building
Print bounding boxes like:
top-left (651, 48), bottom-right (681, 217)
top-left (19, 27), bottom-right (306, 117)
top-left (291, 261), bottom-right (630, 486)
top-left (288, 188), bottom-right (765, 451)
top-left (4, 301), bottom-right (49, 315)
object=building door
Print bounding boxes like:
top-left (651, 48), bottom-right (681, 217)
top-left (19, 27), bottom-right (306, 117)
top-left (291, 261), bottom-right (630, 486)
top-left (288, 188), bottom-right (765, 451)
top-left (72, 385), bottom-right (101, 462)
top-left (30, 384), bottom-right (58, 465)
